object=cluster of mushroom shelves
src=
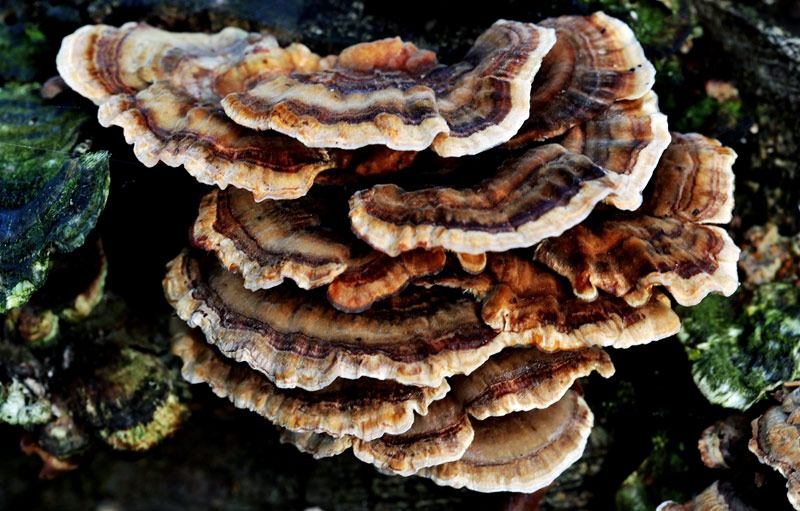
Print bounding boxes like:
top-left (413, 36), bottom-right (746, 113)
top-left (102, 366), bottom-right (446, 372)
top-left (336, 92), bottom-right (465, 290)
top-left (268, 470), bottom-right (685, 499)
top-left (56, 10), bottom-right (739, 493)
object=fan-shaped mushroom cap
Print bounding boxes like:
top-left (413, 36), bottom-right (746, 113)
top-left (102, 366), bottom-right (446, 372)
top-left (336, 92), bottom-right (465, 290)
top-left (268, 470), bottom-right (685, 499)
top-left (508, 12), bottom-right (656, 146)
top-left (192, 187), bottom-right (447, 311)
top-left (280, 396), bottom-right (475, 475)
top-left (350, 144), bottom-right (626, 256)
top-left (222, 21), bottom-right (557, 156)
top-left (417, 389), bottom-right (592, 493)
top-left (0, 85), bottom-right (110, 313)
top-left (452, 347), bottom-right (614, 420)
top-left (283, 387), bottom-right (596, 486)
top-left (352, 396), bottom-right (474, 475)
top-left (641, 132), bottom-right (737, 224)
top-left (749, 388), bottom-right (800, 510)
top-left (191, 188), bottom-right (357, 291)
top-left (98, 84), bottom-right (344, 201)
top-left (56, 22), bottom-right (322, 104)
top-left (163, 250), bottom-right (514, 391)
top-left (534, 214), bottom-right (740, 306)
top-left (57, 23), bottom-right (346, 200)
top-left (72, 347), bottom-right (187, 451)
top-left (698, 415), bottom-right (750, 470)
top-left (172, 326), bottom-right (448, 440)
top-left (481, 253), bottom-right (681, 350)
top-left (561, 91), bottom-right (670, 210)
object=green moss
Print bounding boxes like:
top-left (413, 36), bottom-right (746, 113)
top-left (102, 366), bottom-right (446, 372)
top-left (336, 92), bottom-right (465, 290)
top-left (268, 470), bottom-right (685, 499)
top-left (0, 84), bottom-right (110, 313)
top-left (677, 284), bottom-right (800, 409)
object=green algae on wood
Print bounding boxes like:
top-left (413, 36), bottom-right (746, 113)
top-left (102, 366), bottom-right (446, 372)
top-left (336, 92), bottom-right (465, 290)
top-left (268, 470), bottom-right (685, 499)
top-left (677, 283), bottom-right (800, 410)
top-left (0, 84), bottom-right (110, 313)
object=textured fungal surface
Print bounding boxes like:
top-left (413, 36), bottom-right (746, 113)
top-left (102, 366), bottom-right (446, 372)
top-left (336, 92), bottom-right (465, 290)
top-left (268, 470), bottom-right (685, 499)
top-left (172, 327), bottom-right (449, 440)
top-left (452, 347), bottom-right (614, 420)
top-left (43, 8), bottom-right (747, 499)
top-left (326, 248), bottom-right (447, 313)
top-left (280, 396), bottom-right (476, 475)
top-left (222, 21), bottom-right (557, 157)
top-left (163, 251), bottom-right (510, 391)
top-left (641, 132), bottom-right (736, 224)
top-left (749, 388), bottom-right (800, 510)
top-left (350, 144), bottom-right (626, 256)
top-left (535, 214), bottom-right (740, 306)
top-left (420, 253), bottom-right (680, 351)
top-left (560, 91), bottom-right (670, 210)
top-left (0, 84), bottom-right (110, 313)
top-left (479, 252), bottom-right (681, 350)
top-left (417, 389), bottom-right (593, 492)
top-left (509, 11), bottom-right (656, 146)
top-left (191, 187), bottom-right (358, 291)
top-left (57, 23), bottom-right (343, 200)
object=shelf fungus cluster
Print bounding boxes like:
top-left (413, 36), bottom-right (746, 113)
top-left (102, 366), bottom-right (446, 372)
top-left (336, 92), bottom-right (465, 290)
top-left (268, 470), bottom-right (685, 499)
top-left (58, 11), bottom-right (739, 493)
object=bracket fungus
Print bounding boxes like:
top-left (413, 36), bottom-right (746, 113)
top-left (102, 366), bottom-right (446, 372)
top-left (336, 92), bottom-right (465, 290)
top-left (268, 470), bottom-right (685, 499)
top-left (221, 21), bottom-right (557, 157)
top-left (58, 9), bottom-right (740, 495)
top-left (509, 12), bottom-right (656, 146)
top-left (749, 388), bottom-right (800, 510)
top-left (0, 84), bottom-right (110, 313)
top-left (56, 22), bottom-right (345, 201)
top-left (350, 144), bottom-right (627, 256)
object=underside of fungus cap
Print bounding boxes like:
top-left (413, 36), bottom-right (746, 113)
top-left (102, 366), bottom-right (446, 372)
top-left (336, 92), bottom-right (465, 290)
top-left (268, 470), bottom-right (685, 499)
top-left (452, 347), bottom-right (614, 420)
top-left (561, 91), bottom-right (671, 210)
top-left (349, 144), bottom-right (627, 256)
top-left (640, 132), bottom-right (737, 224)
top-left (163, 250), bottom-right (512, 391)
top-left (509, 11), bottom-right (656, 147)
top-left (172, 326), bottom-right (449, 441)
top-left (417, 389), bottom-right (593, 493)
top-left (222, 21), bottom-right (556, 156)
top-left (534, 214), bottom-right (740, 307)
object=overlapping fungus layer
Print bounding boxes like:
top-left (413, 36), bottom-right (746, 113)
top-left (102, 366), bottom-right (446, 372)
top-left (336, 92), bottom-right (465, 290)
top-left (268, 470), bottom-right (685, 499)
top-left (58, 11), bottom-right (739, 494)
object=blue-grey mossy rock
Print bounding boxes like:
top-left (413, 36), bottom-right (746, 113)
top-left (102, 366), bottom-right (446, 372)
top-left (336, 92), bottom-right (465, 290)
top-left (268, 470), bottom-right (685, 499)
top-left (677, 283), bottom-right (800, 410)
top-left (0, 84), bottom-right (110, 313)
